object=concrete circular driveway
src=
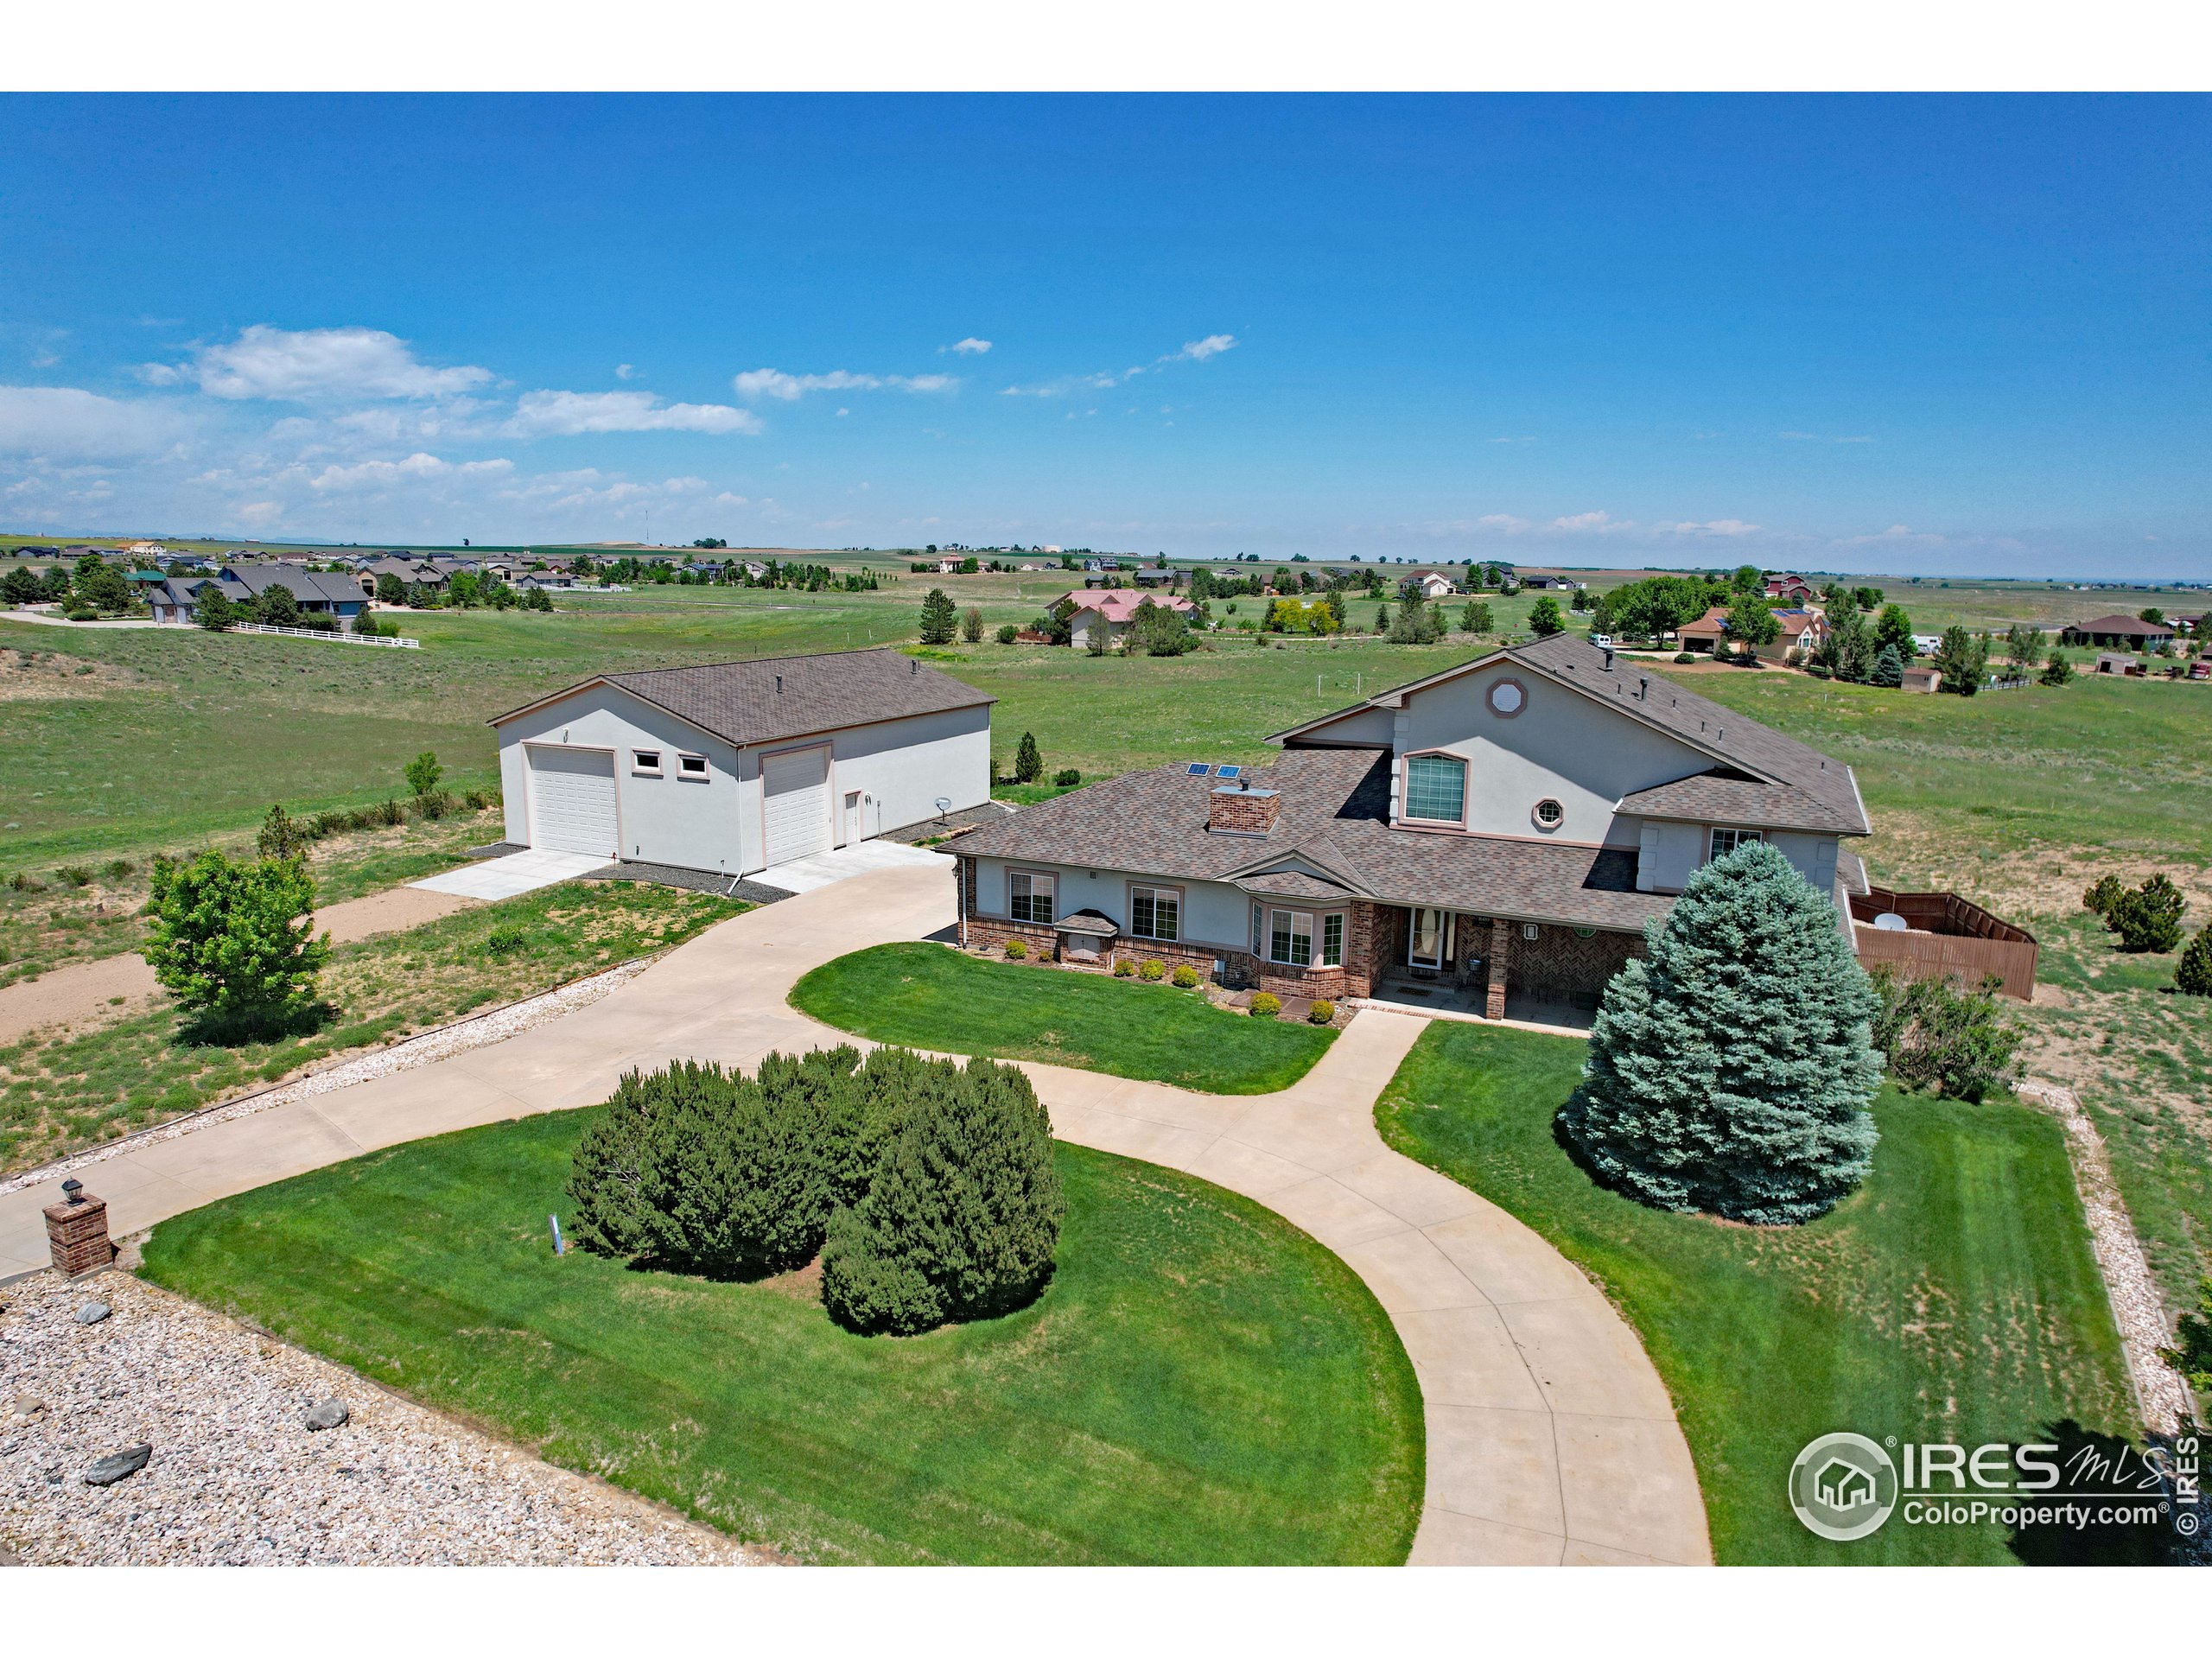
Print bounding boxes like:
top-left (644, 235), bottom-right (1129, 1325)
top-left (0, 862), bottom-right (1711, 1566)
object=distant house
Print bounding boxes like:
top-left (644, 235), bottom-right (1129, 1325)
top-left (2171, 613), bottom-right (2204, 635)
top-left (1758, 607), bottom-right (1831, 663)
top-left (149, 563), bottom-right (369, 629)
top-left (1763, 574), bottom-right (1817, 604)
top-left (1675, 607), bottom-right (1732, 654)
top-left (2062, 613), bottom-right (2175, 650)
top-left (1900, 665), bottom-right (1942, 694)
top-left (1131, 568), bottom-right (1187, 588)
top-left (1054, 588), bottom-right (1200, 650)
top-left (1398, 569), bottom-right (1459, 601)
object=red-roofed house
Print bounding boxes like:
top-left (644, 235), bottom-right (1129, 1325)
top-left (1057, 588), bottom-right (1201, 650)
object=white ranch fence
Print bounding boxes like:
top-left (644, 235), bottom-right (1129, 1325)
top-left (227, 622), bottom-right (421, 649)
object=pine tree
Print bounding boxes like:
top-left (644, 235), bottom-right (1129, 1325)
top-left (2174, 926), bottom-right (2212, 997)
top-left (1559, 840), bottom-right (1884, 1224)
top-left (1870, 644), bottom-right (1904, 688)
top-left (823, 1057), bottom-right (1065, 1334)
top-left (1014, 731), bottom-right (1043, 783)
top-left (567, 1065), bottom-right (664, 1257)
top-left (642, 1059), bottom-right (830, 1274)
top-left (2039, 652), bottom-right (2075, 686)
top-left (918, 587), bottom-right (958, 645)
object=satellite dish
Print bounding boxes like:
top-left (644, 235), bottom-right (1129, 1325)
top-left (1873, 912), bottom-right (1910, 931)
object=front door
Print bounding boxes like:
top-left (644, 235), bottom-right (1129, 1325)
top-left (1408, 906), bottom-right (1453, 969)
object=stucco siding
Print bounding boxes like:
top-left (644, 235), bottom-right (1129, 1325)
top-left (1395, 662), bottom-right (1711, 846)
top-left (495, 684), bottom-right (747, 873)
top-left (497, 687), bottom-right (989, 876)
top-left (970, 858), bottom-right (1252, 952)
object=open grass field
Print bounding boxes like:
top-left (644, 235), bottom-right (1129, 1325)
top-left (1660, 662), bottom-right (2212, 1323)
top-left (1375, 1021), bottom-right (2146, 1566)
top-left (140, 1121), bottom-right (1425, 1565)
top-left (792, 942), bottom-right (1337, 1093)
top-left (0, 880), bottom-right (741, 1172)
top-left (6, 569), bottom-right (2209, 1344)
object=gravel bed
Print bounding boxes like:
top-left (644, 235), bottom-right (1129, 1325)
top-left (2018, 1078), bottom-right (2198, 1433)
top-left (0, 958), bottom-right (652, 1200)
top-left (0, 1268), bottom-right (759, 1565)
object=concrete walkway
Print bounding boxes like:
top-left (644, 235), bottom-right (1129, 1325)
top-left (754, 837), bottom-right (953, 894)
top-left (0, 864), bottom-right (1709, 1566)
top-left (410, 847), bottom-right (605, 900)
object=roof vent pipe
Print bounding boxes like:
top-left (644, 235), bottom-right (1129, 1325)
top-left (1602, 647), bottom-right (1613, 671)
top-left (775, 674), bottom-right (783, 693)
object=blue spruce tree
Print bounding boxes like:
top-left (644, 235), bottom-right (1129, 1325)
top-left (1559, 840), bottom-right (1884, 1224)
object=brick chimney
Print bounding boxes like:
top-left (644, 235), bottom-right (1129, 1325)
top-left (1209, 781), bottom-right (1281, 836)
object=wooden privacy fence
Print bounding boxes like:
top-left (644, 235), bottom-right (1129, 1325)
top-left (1849, 887), bottom-right (2039, 1000)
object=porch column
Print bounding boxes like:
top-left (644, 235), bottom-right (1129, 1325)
top-left (1485, 918), bottom-right (1511, 1019)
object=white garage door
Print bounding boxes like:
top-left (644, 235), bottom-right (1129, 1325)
top-left (527, 747), bottom-right (619, 856)
top-left (762, 745), bottom-right (830, 866)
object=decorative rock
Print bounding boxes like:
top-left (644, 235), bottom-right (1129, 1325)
top-left (303, 1397), bottom-right (350, 1432)
top-left (10, 1392), bottom-right (45, 1417)
top-left (85, 1444), bottom-right (151, 1486)
top-left (74, 1301), bottom-right (111, 1325)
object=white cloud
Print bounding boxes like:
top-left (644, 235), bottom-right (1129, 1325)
top-left (1171, 334), bottom-right (1237, 362)
top-left (153, 325), bottom-right (493, 402)
top-left (308, 453), bottom-right (515, 492)
top-left (944, 338), bottom-right (992, 355)
top-left (1476, 513), bottom-right (1530, 532)
top-left (0, 385), bottom-right (192, 461)
top-left (1548, 510), bottom-right (1632, 534)
top-left (507, 389), bottom-right (763, 437)
top-left (1665, 518), bottom-right (1761, 537)
top-left (734, 368), bottom-right (954, 401)
top-left (615, 363), bottom-right (639, 380)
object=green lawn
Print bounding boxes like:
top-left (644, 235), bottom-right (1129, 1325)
top-left (1, 880), bottom-right (742, 1171)
top-left (791, 942), bottom-right (1337, 1093)
top-left (1375, 1021), bottom-right (2142, 1566)
top-left (140, 1119), bottom-right (1424, 1565)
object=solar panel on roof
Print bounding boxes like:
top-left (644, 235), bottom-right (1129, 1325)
top-left (1185, 762), bottom-right (1211, 775)
top-left (1215, 765), bottom-right (1241, 779)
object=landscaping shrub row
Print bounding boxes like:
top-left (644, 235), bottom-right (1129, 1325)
top-left (567, 1045), bottom-right (1064, 1335)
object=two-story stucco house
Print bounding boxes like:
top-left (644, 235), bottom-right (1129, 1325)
top-left (945, 634), bottom-right (1870, 1020)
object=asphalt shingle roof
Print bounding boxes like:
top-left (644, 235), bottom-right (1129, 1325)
top-left (493, 648), bottom-right (994, 748)
top-left (944, 747), bottom-right (1675, 932)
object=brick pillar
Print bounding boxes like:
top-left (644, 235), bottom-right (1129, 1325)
top-left (45, 1181), bottom-right (113, 1276)
top-left (1485, 918), bottom-right (1512, 1019)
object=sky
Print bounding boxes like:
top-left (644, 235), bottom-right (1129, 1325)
top-left (2, 93), bottom-right (2206, 577)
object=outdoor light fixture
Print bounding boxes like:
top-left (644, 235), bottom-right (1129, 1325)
top-left (60, 1178), bottom-right (84, 1204)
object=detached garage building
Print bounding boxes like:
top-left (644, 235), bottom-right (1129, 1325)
top-left (488, 649), bottom-right (995, 877)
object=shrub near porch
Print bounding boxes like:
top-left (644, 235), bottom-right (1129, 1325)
top-left (790, 942), bottom-right (1335, 1093)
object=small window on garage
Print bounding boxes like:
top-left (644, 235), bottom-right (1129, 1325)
top-left (677, 753), bottom-right (709, 780)
top-left (632, 749), bottom-right (663, 776)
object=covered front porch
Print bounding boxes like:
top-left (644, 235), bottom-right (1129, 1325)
top-left (1349, 902), bottom-right (1641, 1032)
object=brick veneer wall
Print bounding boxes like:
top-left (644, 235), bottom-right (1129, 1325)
top-left (1511, 924), bottom-right (1644, 1008)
